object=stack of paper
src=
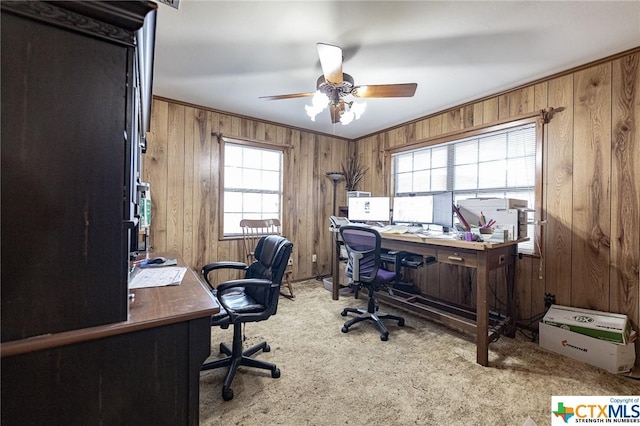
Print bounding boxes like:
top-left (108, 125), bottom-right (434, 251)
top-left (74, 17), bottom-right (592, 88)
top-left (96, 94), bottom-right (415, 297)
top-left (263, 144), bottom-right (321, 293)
top-left (128, 266), bottom-right (187, 289)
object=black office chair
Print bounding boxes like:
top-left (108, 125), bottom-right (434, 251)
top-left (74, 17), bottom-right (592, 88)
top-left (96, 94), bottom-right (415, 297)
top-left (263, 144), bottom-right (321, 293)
top-left (339, 225), bottom-right (405, 341)
top-left (201, 235), bottom-right (293, 401)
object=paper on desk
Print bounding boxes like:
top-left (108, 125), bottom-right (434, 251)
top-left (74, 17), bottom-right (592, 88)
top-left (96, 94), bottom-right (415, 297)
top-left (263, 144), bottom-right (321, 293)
top-left (128, 266), bottom-right (187, 289)
top-left (378, 226), bottom-right (408, 234)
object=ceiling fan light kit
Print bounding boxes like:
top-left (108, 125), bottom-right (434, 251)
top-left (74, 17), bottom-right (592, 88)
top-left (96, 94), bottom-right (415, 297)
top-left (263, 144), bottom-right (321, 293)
top-left (260, 43), bottom-right (417, 126)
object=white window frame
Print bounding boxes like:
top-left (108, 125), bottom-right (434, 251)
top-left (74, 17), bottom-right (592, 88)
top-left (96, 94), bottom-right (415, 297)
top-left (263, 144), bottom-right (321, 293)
top-left (220, 137), bottom-right (284, 238)
top-left (390, 118), bottom-right (544, 254)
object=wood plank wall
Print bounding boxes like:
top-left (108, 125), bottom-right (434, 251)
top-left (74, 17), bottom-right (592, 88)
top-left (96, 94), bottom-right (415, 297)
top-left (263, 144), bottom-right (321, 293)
top-left (147, 49), bottom-right (639, 357)
top-left (145, 102), bottom-right (350, 285)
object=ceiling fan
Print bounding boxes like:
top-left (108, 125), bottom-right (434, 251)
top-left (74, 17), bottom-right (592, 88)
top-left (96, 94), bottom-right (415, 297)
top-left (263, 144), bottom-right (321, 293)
top-left (260, 43), bottom-right (418, 125)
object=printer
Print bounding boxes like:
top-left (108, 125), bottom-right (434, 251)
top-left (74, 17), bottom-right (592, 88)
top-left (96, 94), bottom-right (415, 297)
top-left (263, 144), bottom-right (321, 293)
top-left (457, 198), bottom-right (529, 240)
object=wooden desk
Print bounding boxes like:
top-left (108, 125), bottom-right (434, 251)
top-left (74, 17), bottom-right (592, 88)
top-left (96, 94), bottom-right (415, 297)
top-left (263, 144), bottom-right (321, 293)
top-left (1, 253), bottom-right (218, 425)
top-left (332, 230), bottom-right (523, 367)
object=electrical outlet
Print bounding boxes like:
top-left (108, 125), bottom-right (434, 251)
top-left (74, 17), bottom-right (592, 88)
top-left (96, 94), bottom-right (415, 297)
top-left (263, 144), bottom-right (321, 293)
top-left (544, 293), bottom-right (556, 308)
top-left (312, 254), bottom-right (317, 262)
top-left (287, 258), bottom-right (293, 266)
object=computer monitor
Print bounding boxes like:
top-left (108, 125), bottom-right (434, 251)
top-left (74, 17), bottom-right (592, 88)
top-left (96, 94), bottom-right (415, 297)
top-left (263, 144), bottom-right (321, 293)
top-left (392, 195), bottom-right (433, 224)
top-left (432, 191), bottom-right (454, 229)
top-left (348, 197), bottom-right (390, 223)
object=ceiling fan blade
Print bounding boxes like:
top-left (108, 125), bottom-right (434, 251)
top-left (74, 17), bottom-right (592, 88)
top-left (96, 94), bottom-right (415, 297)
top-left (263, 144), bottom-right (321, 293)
top-left (259, 92), bottom-right (315, 101)
top-left (352, 83), bottom-right (417, 98)
top-left (329, 103), bottom-right (343, 124)
top-left (317, 43), bottom-right (343, 84)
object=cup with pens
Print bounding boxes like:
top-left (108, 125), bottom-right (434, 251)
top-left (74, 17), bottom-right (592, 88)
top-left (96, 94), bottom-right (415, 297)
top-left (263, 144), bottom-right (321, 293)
top-left (477, 212), bottom-right (495, 237)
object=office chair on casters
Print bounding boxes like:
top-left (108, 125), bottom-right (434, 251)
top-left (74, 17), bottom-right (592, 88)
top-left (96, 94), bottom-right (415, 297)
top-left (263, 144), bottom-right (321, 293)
top-left (339, 225), bottom-right (405, 341)
top-left (201, 235), bottom-right (293, 401)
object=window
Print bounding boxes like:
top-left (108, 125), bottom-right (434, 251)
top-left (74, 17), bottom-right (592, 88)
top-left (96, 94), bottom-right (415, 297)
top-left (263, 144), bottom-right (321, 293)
top-left (392, 123), bottom-right (537, 252)
top-left (222, 140), bottom-right (283, 236)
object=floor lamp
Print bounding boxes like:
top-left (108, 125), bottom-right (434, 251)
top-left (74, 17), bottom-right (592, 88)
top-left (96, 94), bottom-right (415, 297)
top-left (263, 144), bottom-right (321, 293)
top-left (325, 172), bottom-right (344, 282)
top-left (326, 171), bottom-right (344, 217)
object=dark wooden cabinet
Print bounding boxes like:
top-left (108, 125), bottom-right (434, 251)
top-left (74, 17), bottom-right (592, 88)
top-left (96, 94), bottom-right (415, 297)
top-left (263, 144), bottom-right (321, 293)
top-left (0, 0), bottom-right (152, 341)
top-left (0, 3), bottom-right (219, 425)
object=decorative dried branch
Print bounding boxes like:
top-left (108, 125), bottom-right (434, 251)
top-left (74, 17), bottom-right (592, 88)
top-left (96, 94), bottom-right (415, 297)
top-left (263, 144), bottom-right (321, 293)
top-left (341, 156), bottom-right (368, 192)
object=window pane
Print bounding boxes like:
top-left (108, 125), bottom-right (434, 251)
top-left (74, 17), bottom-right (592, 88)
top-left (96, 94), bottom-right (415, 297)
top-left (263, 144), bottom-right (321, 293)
top-left (242, 168), bottom-right (261, 189)
top-left (225, 146), bottom-right (243, 167)
top-left (262, 150), bottom-right (281, 171)
top-left (432, 146), bottom-right (448, 168)
top-left (243, 151), bottom-right (261, 169)
top-left (413, 150), bottom-right (430, 170)
top-left (225, 166), bottom-right (242, 189)
top-left (507, 157), bottom-right (535, 187)
top-left (454, 164), bottom-right (477, 190)
top-left (478, 134), bottom-right (506, 162)
top-left (225, 192), bottom-right (242, 213)
top-left (455, 141), bottom-right (477, 165)
top-left (508, 129), bottom-right (536, 157)
top-left (396, 172), bottom-right (413, 193)
top-left (224, 213), bottom-right (244, 234)
top-left (431, 167), bottom-right (448, 191)
top-left (243, 192), bottom-right (262, 212)
top-left (396, 154), bottom-right (413, 173)
top-left (261, 170), bottom-right (281, 191)
top-left (413, 170), bottom-right (430, 192)
top-left (478, 160), bottom-right (506, 188)
top-left (262, 193), bottom-right (280, 214)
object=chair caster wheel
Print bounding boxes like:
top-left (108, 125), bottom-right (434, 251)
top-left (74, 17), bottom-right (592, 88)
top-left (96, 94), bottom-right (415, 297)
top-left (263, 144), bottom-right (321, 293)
top-left (398, 319), bottom-right (405, 327)
top-left (341, 326), bottom-right (349, 333)
top-left (222, 387), bottom-right (234, 401)
top-left (272, 368), bottom-right (281, 378)
top-left (340, 310), bottom-right (347, 317)
top-left (263, 344), bottom-right (271, 352)
top-left (380, 334), bottom-right (389, 341)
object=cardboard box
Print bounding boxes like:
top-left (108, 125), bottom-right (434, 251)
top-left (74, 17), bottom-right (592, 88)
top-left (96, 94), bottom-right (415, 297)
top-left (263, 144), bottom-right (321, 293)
top-left (539, 322), bottom-right (635, 374)
top-left (542, 304), bottom-right (633, 344)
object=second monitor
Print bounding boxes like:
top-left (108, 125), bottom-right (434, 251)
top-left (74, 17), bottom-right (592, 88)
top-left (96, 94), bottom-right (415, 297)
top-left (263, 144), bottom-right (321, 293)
top-left (393, 191), bottom-right (453, 229)
top-left (348, 197), bottom-right (390, 223)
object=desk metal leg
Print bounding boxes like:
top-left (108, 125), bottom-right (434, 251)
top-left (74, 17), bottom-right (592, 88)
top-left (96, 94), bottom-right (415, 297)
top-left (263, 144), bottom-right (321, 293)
top-left (476, 253), bottom-right (489, 366)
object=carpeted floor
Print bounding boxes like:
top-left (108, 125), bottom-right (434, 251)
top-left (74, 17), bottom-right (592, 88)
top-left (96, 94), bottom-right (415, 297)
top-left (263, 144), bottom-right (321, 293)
top-left (199, 280), bottom-right (639, 426)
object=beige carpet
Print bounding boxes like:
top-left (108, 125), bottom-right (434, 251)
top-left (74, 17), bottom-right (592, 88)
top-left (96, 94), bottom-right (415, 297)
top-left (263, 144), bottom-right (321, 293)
top-left (199, 280), bottom-right (639, 426)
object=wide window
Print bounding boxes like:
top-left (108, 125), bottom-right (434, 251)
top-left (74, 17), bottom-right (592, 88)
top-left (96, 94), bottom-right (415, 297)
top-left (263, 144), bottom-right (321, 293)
top-left (222, 140), bottom-right (283, 236)
top-left (392, 123), bottom-right (537, 252)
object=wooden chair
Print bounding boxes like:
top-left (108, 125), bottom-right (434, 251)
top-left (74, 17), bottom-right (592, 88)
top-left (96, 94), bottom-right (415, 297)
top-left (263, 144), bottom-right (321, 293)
top-left (240, 219), bottom-right (294, 298)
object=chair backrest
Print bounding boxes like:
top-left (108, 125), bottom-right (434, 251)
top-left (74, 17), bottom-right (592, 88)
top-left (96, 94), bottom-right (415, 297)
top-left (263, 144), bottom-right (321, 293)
top-left (240, 219), bottom-right (279, 263)
top-left (339, 225), bottom-right (382, 284)
top-left (245, 235), bottom-right (293, 313)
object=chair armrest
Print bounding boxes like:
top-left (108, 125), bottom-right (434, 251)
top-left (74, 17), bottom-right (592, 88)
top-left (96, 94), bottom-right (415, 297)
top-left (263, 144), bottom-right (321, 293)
top-left (201, 261), bottom-right (248, 289)
top-left (216, 278), bottom-right (278, 323)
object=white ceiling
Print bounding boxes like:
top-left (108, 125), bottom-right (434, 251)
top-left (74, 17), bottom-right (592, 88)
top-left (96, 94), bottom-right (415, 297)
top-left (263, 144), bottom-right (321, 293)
top-left (152, 1), bottom-right (640, 140)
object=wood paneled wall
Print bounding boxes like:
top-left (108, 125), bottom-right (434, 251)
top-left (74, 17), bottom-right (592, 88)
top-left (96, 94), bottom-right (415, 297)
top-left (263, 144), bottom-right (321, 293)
top-left (354, 50), bottom-right (640, 343)
top-left (147, 49), bottom-right (639, 356)
top-left (145, 101), bottom-right (350, 284)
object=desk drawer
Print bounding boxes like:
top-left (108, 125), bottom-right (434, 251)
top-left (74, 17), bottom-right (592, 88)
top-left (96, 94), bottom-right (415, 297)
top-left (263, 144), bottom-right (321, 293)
top-left (437, 249), bottom-right (477, 267)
